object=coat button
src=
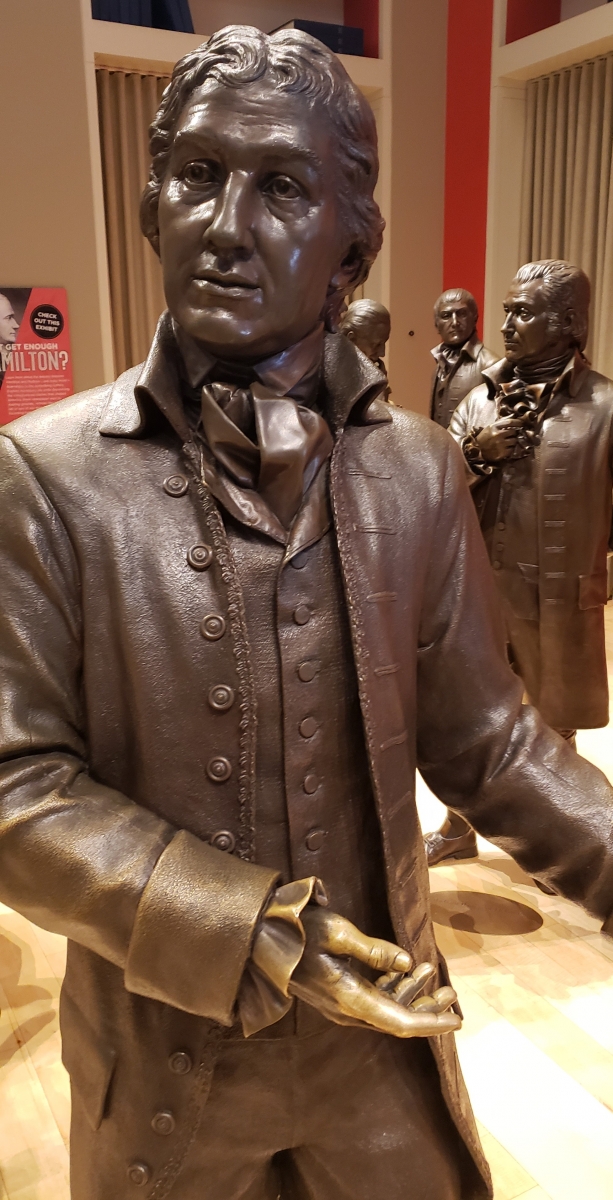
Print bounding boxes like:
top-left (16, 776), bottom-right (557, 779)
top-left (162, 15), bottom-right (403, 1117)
top-left (151, 1111), bottom-right (175, 1136)
top-left (169, 1051), bottom-right (192, 1075)
top-left (208, 684), bottom-right (235, 711)
top-left (207, 757), bottom-right (232, 783)
top-left (303, 774), bottom-right (319, 794)
top-left (306, 829), bottom-right (325, 851)
top-left (493, 561), bottom-right (501, 570)
top-left (200, 614), bottom-right (226, 640)
top-left (210, 829), bottom-right (236, 852)
top-left (497, 522), bottom-right (506, 531)
top-left (163, 474), bottom-right (189, 497)
top-left (187, 544), bottom-right (213, 571)
top-left (298, 661), bottom-right (317, 682)
top-left (299, 717), bottom-right (318, 739)
top-left (293, 605), bottom-right (311, 625)
top-left (290, 550), bottom-right (309, 570)
top-left (127, 1162), bottom-right (151, 1186)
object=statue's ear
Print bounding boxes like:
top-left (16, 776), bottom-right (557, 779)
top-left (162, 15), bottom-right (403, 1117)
top-left (140, 186), bottom-right (161, 258)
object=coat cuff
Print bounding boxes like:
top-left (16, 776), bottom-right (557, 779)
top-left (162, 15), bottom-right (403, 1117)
top-left (124, 829), bottom-right (279, 1025)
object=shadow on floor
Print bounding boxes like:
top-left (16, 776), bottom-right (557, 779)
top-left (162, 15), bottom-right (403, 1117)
top-left (431, 891), bottom-right (544, 937)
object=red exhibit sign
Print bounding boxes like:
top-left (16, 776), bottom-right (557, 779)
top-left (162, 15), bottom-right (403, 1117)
top-left (0, 287), bottom-right (73, 425)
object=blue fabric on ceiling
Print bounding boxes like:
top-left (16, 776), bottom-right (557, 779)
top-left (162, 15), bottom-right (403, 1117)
top-left (91, 0), bottom-right (194, 32)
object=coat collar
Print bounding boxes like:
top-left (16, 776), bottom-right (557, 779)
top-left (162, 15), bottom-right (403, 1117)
top-left (481, 350), bottom-right (590, 399)
top-left (99, 313), bottom-right (391, 439)
top-left (430, 332), bottom-right (483, 365)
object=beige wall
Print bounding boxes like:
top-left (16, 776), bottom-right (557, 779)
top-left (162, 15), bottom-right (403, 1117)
top-left (0, 0), bottom-right (114, 393)
top-left (386, 0), bottom-right (448, 414)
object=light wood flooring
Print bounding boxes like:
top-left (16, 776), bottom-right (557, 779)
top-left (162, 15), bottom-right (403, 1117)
top-left (1, 607), bottom-right (612, 1200)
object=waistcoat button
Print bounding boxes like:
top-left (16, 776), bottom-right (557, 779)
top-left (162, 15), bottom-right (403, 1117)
top-left (169, 1051), bottom-right (192, 1075)
top-left (497, 522), bottom-right (506, 531)
top-left (210, 829), bottom-right (236, 852)
top-left (305, 829), bottom-right (325, 852)
top-left (207, 758), bottom-right (233, 783)
top-left (208, 684), bottom-right (235, 711)
top-left (293, 605), bottom-right (311, 626)
top-left (298, 661), bottom-right (317, 682)
top-left (303, 774), bottom-right (319, 794)
top-left (127, 1163), bottom-right (151, 1186)
top-left (163, 474), bottom-right (189, 497)
top-left (493, 561), bottom-right (502, 570)
top-left (187, 544), bottom-right (213, 570)
top-left (151, 1111), bottom-right (175, 1136)
top-left (200, 614), bottom-right (226, 640)
top-left (299, 717), bottom-right (318, 739)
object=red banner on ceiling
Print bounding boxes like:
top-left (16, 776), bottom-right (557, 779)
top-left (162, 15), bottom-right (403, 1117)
top-left (0, 287), bottom-right (73, 426)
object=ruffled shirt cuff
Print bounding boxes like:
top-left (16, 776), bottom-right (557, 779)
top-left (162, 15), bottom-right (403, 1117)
top-left (238, 877), bottom-right (328, 1037)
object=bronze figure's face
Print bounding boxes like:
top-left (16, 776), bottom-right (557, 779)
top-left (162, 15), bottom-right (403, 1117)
top-left (502, 277), bottom-right (574, 366)
top-left (435, 293), bottom-right (476, 347)
top-left (339, 300), bottom-right (390, 362)
top-left (157, 80), bottom-right (356, 360)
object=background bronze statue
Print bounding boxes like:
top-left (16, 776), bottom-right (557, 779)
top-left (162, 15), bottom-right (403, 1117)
top-left (339, 298), bottom-right (392, 400)
top-left (431, 288), bottom-right (496, 428)
top-left (425, 259), bottom-right (613, 867)
top-left (1, 29), bottom-right (613, 1200)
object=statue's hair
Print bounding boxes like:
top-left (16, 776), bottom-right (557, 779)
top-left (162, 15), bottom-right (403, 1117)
top-left (514, 259), bottom-right (590, 350)
top-left (434, 288), bottom-right (478, 320)
top-left (140, 24), bottom-right (385, 329)
top-left (339, 298), bottom-right (390, 332)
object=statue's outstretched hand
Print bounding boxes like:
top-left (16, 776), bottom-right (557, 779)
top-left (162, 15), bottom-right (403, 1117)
top-left (288, 907), bottom-right (461, 1038)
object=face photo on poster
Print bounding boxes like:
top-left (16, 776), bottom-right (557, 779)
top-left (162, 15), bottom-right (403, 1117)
top-left (0, 287), bottom-right (73, 425)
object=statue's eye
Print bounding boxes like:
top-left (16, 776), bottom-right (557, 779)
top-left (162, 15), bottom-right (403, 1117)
top-left (264, 175), bottom-right (302, 200)
top-left (182, 161), bottom-right (217, 186)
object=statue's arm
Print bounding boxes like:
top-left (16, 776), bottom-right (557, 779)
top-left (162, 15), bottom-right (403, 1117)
top-left (416, 436), bottom-right (613, 928)
top-left (0, 434), bottom-right (278, 1026)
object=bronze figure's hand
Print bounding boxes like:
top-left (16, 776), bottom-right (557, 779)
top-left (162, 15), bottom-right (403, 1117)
top-left (288, 907), bottom-right (461, 1038)
top-left (476, 418), bottom-right (523, 462)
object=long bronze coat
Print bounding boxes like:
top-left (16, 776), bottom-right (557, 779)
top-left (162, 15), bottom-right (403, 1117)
top-left (449, 357), bottom-right (613, 729)
top-left (430, 334), bottom-right (497, 428)
top-left (1, 329), bottom-right (613, 1200)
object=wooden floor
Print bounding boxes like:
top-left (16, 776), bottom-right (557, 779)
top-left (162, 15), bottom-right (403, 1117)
top-left (1, 606), bottom-right (612, 1200)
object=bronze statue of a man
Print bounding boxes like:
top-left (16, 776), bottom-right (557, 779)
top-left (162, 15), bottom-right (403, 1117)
top-left (425, 259), bottom-right (613, 867)
top-left (2, 31), bottom-right (613, 1200)
top-left (431, 288), bottom-right (496, 428)
top-left (339, 298), bottom-right (392, 400)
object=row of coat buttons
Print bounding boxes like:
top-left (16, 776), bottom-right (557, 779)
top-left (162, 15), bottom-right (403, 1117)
top-left (128, 1053), bottom-right (194, 1185)
top-left (291, 558), bottom-right (326, 853)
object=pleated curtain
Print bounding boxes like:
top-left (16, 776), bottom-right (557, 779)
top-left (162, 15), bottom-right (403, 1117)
top-left (520, 54), bottom-right (613, 376)
top-left (96, 68), bottom-right (170, 375)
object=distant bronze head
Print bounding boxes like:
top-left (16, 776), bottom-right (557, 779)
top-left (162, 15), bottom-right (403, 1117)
top-left (434, 288), bottom-right (478, 348)
top-left (502, 260), bottom-right (590, 367)
top-left (140, 25), bottom-right (385, 361)
top-left (339, 299), bottom-right (390, 363)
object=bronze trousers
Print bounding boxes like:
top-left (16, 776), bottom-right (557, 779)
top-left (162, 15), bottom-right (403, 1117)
top-left (177, 1024), bottom-right (474, 1199)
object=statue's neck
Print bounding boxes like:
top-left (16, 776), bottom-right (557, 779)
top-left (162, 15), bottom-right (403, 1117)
top-left (515, 349), bottom-right (574, 385)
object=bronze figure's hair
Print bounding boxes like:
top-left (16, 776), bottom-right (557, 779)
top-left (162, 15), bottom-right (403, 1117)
top-left (434, 288), bottom-right (478, 320)
top-left (141, 24), bottom-right (385, 329)
top-left (515, 259), bottom-right (591, 351)
top-left (339, 299), bottom-right (390, 332)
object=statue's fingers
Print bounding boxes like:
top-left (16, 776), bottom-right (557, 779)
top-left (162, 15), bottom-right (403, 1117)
top-left (323, 916), bottom-right (412, 974)
top-left (390, 962), bottom-right (436, 1007)
top-left (337, 983), bottom-right (460, 1038)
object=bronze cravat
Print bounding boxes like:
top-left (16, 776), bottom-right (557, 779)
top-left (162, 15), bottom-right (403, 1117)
top-left (199, 380), bottom-right (333, 529)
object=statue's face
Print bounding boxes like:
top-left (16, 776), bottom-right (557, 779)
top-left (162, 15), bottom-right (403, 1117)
top-left (0, 295), bottom-right (18, 347)
top-left (349, 318), bottom-right (390, 363)
top-left (157, 79), bottom-right (353, 359)
top-left (502, 278), bottom-right (573, 365)
top-left (435, 298), bottom-right (475, 346)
